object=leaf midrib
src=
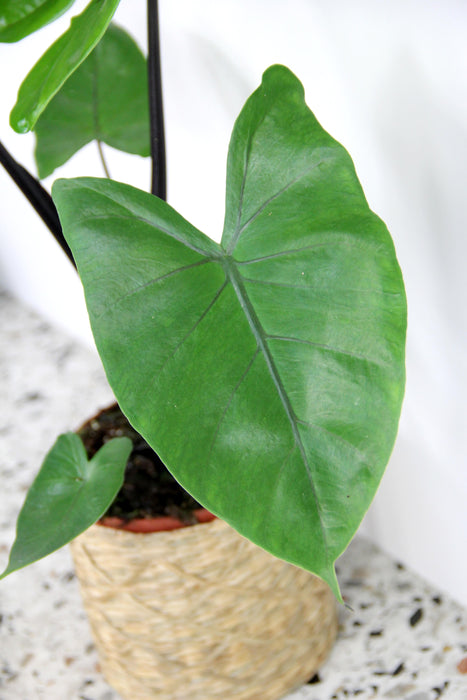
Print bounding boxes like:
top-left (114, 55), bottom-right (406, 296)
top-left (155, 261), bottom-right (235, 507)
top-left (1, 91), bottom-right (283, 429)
top-left (91, 48), bottom-right (102, 142)
top-left (223, 256), bottom-right (329, 563)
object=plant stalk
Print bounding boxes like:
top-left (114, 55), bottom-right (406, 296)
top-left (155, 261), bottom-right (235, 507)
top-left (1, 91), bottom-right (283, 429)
top-left (0, 141), bottom-right (76, 268)
top-left (97, 139), bottom-right (111, 179)
top-left (147, 0), bottom-right (167, 200)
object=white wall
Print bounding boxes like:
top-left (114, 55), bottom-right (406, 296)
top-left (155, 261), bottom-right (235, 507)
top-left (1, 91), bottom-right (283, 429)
top-left (1, 0), bottom-right (466, 604)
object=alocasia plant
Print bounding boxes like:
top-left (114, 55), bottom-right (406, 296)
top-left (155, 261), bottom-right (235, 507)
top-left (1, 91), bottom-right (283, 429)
top-left (0, 4), bottom-right (406, 603)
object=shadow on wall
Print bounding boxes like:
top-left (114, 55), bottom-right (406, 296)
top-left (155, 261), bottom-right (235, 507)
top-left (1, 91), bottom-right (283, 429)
top-left (360, 49), bottom-right (467, 606)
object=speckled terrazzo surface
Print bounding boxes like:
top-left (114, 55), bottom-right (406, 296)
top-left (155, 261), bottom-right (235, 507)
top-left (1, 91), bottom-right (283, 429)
top-left (0, 289), bottom-right (466, 700)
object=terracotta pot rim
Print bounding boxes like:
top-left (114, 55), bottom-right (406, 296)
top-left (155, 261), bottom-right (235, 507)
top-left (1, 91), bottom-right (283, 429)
top-left (98, 508), bottom-right (216, 533)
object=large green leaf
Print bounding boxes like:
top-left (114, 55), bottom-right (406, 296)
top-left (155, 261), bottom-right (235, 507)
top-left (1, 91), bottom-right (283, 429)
top-left (34, 23), bottom-right (149, 178)
top-left (52, 66), bottom-right (406, 600)
top-left (10, 0), bottom-right (120, 134)
top-left (0, 433), bottom-right (131, 578)
top-left (0, 0), bottom-right (75, 43)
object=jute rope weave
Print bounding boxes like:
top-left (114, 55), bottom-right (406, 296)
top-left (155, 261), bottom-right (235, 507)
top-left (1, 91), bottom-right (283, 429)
top-left (70, 518), bottom-right (337, 700)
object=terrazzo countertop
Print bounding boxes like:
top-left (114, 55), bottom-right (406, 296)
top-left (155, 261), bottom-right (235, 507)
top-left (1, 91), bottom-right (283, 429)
top-left (0, 289), bottom-right (466, 700)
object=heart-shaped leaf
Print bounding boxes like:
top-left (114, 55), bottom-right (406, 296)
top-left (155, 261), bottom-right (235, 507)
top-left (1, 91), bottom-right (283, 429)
top-left (10, 0), bottom-right (121, 134)
top-left (0, 433), bottom-right (131, 578)
top-left (34, 23), bottom-right (150, 178)
top-left (0, 0), bottom-right (75, 43)
top-left (52, 66), bottom-right (406, 600)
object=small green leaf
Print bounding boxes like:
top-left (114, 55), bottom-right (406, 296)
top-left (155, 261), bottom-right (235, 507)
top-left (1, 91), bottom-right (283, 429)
top-left (0, 433), bottom-right (132, 578)
top-left (10, 0), bottom-right (121, 134)
top-left (52, 66), bottom-right (406, 601)
top-left (0, 0), bottom-right (75, 43)
top-left (34, 23), bottom-right (149, 178)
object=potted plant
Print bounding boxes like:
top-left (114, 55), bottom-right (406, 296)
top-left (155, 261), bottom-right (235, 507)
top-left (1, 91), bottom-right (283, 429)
top-left (0, 1), bottom-right (407, 698)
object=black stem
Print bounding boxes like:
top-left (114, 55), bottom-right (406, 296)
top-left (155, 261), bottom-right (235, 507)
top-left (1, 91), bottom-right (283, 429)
top-left (0, 141), bottom-right (76, 268)
top-left (147, 0), bottom-right (167, 200)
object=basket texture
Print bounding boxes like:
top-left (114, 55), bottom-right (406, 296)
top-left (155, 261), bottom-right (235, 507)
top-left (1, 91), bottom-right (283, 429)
top-left (70, 518), bottom-right (337, 700)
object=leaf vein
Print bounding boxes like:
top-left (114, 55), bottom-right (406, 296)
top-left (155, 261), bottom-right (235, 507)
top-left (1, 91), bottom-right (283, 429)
top-left (241, 276), bottom-right (312, 291)
top-left (266, 335), bottom-right (381, 365)
top-left (95, 260), bottom-right (211, 320)
top-left (71, 191), bottom-right (220, 258)
top-left (205, 348), bottom-right (260, 465)
top-left (242, 277), bottom-right (400, 297)
top-left (296, 419), bottom-right (368, 462)
top-left (149, 279), bottom-right (229, 394)
top-left (235, 157), bottom-right (326, 237)
top-left (227, 111), bottom-right (268, 254)
top-left (236, 241), bottom-right (350, 265)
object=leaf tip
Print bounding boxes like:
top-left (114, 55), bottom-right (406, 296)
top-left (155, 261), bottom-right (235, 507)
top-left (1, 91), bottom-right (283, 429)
top-left (260, 64), bottom-right (304, 99)
top-left (9, 110), bottom-right (31, 134)
top-left (322, 563), bottom-right (344, 605)
top-left (98, 435), bottom-right (133, 462)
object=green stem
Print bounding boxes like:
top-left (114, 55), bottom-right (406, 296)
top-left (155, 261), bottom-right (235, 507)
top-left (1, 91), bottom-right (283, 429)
top-left (97, 139), bottom-right (111, 178)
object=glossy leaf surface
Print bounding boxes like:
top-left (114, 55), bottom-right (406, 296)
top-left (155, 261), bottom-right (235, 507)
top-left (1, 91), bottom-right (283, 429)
top-left (10, 0), bottom-right (120, 133)
top-left (0, 0), bottom-right (75, 43)
top-left (52, 66), bottom-right (406, 599)
top-left (0, 433), bottom-right (131, 578)
top-left (34, 23), bottom-right (149, 178)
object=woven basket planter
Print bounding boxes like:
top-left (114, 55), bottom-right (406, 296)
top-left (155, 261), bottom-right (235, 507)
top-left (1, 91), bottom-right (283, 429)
top-left (70, 517), bottom-right (337, 700)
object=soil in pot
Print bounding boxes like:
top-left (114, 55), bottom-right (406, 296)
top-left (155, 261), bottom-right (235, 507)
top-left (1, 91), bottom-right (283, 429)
top-left (78, 403), bottom-right (214, 529)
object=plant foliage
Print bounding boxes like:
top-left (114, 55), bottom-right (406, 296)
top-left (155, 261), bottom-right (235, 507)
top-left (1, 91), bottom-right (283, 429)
top-left (0, 433), bottom-right (131, 578)
top-left (0, 0), bottom-right (76, 43)
top-left (34, 23), bottom-right (150, 178)
top-left (52, 66), bottom-right (407, 600)
top-left (10, 0), bottom-right (120, 134)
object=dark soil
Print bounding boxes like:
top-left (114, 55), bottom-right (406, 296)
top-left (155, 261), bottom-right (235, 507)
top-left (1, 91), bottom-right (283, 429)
top-left (78, 403), bottom-right (202, 524)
